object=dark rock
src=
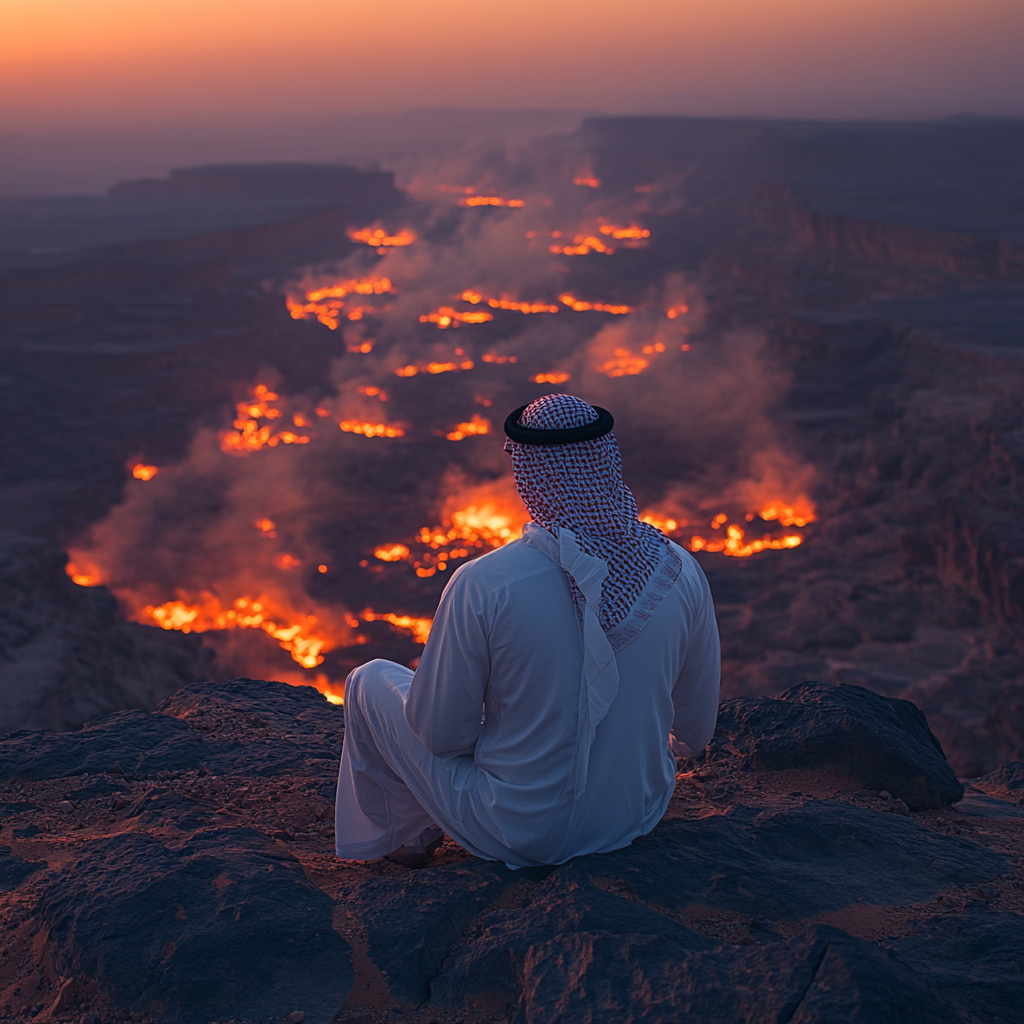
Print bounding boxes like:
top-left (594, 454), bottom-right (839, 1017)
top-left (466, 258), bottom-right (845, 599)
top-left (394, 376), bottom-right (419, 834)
top-left (12, 823), bottom-right (42, 838)
top-left (0, 800), bottom-right (40, 815)
top-left (0, 844), bottom-right (45, 889)
top-left (890, 904), bottom-right (1024, 1024)
top-left (970, 761), bottom-right (1024, 805)
top-left (345, 861), bottom-right (520, 1005)
top-left (0, 678), bottom-right (344, 783)
top-left (36, 827), bottom-right (351, 1024)
top-left (0, 531), bottom-right (210, 736)
top-left (714, 682), bottom-right (964, 809)
top-left (66, 780), bottom-right (129, 802)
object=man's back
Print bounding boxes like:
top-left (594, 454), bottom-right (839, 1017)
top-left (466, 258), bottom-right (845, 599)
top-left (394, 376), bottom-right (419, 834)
top-left (405, 537), bottom-right (720, 867)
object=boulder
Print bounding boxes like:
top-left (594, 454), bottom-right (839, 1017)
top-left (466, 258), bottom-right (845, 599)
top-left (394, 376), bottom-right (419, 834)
top-left (712, 681), bottom-right (964, 809)
top-left (969, 761), bottom-right (1024, 805)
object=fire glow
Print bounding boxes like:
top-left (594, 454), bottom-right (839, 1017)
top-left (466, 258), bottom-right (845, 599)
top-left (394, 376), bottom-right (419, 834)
top-left (420, 306), bottom-right (493, 328)
top-left (131, 464), bottom-right (159, 481)
top-left (446, 414), bottom-right (491, 441)
top-left (339, 420), bottom-right (405, 438)
top-left (461, 196), bottom-right (525, 208)
top-left (347, 227), bottom-right (416, 251)
top-left (460, 291), bottom-right (559, 314)
top-left (287, 276), bottom-right (393, 330)
top-left (142, 594), bottom-right (335, 669)
top-left (560, 293), bottom-right (632, 315)
top-left (550, 235), bottom-right (615, 256)
top-left (394, 359), bottom-right (476, 376)
top-left (221, 385), bottom-right (311, 453)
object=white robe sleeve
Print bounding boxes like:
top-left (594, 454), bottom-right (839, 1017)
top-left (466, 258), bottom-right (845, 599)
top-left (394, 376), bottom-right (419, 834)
top-left (404, 566), bottom-right (492, 758)
top-left (669, 570), bottom-right (721, 757)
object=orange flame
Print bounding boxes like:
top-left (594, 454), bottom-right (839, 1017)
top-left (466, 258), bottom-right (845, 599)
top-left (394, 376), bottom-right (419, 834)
top-left (65, 561), bottom-right (100, 587)
top-left (481, 353), bottom-right (518, 364)
top-left (393, 359), bottom-right (476, 376)
top-left (374, 543), bottom-right (410, 562)
top-left (360, 609), bottom-right (433, 645)
top-left (532, 371), bottom-right (570, 384)
top-left (357, 385), bottom-right (388, 401)
top-left (460, 290), bottom-right (559, 314)
top-left (339, 420), bottom-right (405, 438)
top-left (550, 236), bottom-right (615, 256)
top-left (461, 196), bottom-right (525, 207)
top-left (446, 414), bottom-right (491, 441)
top-left (758, 500), bottom-right (815, 528)
top-left (560, 293), bottom-right (632, 315)
top-left (220, 385), bottom-right (311, 453)
top-left (286, 279), bottom-right (390, 329)
top-left (599, 224), bottom-right (650, 241)
top-left (142, 593), bottom-right (334, 668)
top-left (347, 227), bottom-right (416, 249)
top-left (419, 307), bottom-right (494, 328)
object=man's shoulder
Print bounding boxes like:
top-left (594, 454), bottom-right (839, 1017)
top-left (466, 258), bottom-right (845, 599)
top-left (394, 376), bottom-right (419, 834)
top-left (449, 538), bottom-right (559, 595)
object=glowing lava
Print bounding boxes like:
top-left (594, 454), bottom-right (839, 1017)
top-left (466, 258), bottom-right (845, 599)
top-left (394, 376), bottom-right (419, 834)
top-left (550, 236), bottom-right (615, 256)
top-left (339, 421), bottom-right (405, 438)
top-left (560, 293), bottom-right (632, 315)
top-left (394, 359), bottom-right (476, 376)
top-left (419, 307), bottom-right (493, 328)
top-left (347, 227), bottom-right (416, 251)
top-left (220, 385), bottom-right (311, 453)
top-left (446, 414), bottom-right (491, 441)
top-left (460, 291), bottom-right (559, 314)
top-left (573, 174), bottom-right (601, 188)
top-left (374, 543), bottom-right (411, 562)
top-left (131, 464), bottom-right (159, 481)
top-left (599, 224), bottom-right (650, 241)
top-left (666, 303), bottom-right (690, 319)
top-left (532, 372), bottom-right (570, 384)
top-left (360, 609), bottom-right (433, 644)
top-left (142, 594), bottom-right (334, 668)
top-left (462, 196), bottom-right (525, 207)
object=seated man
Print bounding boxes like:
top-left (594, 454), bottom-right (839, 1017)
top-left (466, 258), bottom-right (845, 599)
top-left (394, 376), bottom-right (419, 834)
top-left (334, 393), bottom-right (720, 869)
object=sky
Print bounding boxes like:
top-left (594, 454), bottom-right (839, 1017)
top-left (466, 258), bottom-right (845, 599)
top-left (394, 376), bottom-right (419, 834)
top-left (2, 0), bottom-right (1023, 126)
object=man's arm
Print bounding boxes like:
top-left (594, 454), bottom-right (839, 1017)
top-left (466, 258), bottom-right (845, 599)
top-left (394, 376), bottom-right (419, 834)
top-left (669, 573), bottom-right (721, 757)
top-left (404, 566), bottom-right (492, 758)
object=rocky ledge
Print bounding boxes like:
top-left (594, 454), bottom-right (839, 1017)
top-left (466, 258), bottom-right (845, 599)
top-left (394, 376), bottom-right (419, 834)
top-left (0, 679), bottom-right (1021, 1024)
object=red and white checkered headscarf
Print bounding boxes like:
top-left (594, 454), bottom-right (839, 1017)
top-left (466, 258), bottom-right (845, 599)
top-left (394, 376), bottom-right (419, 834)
top-left (504, 394), bottom-right (669, 633)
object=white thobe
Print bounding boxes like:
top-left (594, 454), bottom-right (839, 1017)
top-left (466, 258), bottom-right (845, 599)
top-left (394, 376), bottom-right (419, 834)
top-left (334, 526), bottom-right (720, 869)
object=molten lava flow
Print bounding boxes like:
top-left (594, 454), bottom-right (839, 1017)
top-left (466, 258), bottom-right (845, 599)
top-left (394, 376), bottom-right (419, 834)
top-left (481, 353), bottom-right (517, 364)
top-left (393, 359), bottom-right (476, 376)
top-left (131, 464), bottom-right (159, 481)
top-left (446, 414), bottom-right (490, 441)
top-left (348, 340), bottom-right (374, 353)
top-left (360, 609), bottom-right (433, 644)
top-left (287, 276), bottom-right (394, 330)
top-left (419, 307), bottom-right (494, 328)
top-left (461, 196), bottom-right (525, 207)
top-left (550, 236), bottom-right (615, 256)
top-left (460, 291), bottom-right (559, 314)
top-left (639, 503), bottom-right (816, 558)
top-left (143, 594), bottom-right (335, 668)
top-left (532, 372), bottom-right (570, 384)
top-left (347, 227), bottom-right (416, 249)
top-left (358, 385), bottom-right (388, 401)
top-left (65, 561), bottom-right (100, 587)
top-left (573, 174), bottom-right (601, 188)
top-left (374, 543), bottom-right (410, 562)
top-left (221, 385), bottom-right (311, 453)
top-left (560, 293), bottom-right (632, 315)
top-left (599, 224), bottom-right (651, 241)
top-left (666, 303), bottom-right (690, 319)
top-left (339, 421), bottom-right (405, 438)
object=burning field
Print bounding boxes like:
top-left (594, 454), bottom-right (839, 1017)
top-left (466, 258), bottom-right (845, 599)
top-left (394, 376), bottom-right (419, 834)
top-left (64, 152), bottom-right (817, 705)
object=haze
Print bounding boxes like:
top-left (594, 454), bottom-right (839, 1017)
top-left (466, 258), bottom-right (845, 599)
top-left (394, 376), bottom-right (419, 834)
top-left (3, 0), bottom-right (1022, 123)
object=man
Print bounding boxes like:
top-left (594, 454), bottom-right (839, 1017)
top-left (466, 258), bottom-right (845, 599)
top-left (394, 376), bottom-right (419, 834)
top-left (335, 393), bottom-right (720, 869)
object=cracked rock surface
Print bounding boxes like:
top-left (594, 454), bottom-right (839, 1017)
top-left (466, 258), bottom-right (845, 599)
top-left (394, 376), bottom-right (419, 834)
top-left (0, 678), bottom-right (1021, 1024)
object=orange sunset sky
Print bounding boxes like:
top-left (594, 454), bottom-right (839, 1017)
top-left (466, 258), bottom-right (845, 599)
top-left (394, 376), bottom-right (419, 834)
top-left (2, 0), bottom-right (1023, 125)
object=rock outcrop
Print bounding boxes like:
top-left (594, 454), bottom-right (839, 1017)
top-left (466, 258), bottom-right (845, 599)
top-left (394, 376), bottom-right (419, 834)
top-left (0, 532), bottom-right (208, 735)
top-left (0, 678), bottom-right (1020, 1024)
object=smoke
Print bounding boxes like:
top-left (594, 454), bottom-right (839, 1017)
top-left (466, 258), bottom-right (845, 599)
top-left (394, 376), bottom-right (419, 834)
top-left (70, 136), bottom-right (816, 690)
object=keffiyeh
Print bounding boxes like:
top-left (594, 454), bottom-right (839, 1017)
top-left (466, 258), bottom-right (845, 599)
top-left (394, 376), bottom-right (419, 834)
top-left (504, 394), bottom-right (678, 644)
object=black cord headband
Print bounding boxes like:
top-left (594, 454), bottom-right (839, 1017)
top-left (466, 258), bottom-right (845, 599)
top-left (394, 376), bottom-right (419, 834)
top-left (503, 404), bottom-right (614, 446)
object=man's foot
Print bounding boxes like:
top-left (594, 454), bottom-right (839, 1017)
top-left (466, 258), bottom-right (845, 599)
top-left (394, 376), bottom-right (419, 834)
top-left (384, 827), bottom-right (444, 869)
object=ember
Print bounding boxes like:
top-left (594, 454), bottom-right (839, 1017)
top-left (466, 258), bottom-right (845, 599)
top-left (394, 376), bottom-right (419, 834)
top-left (131, 463), bottom-right (159, 481)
